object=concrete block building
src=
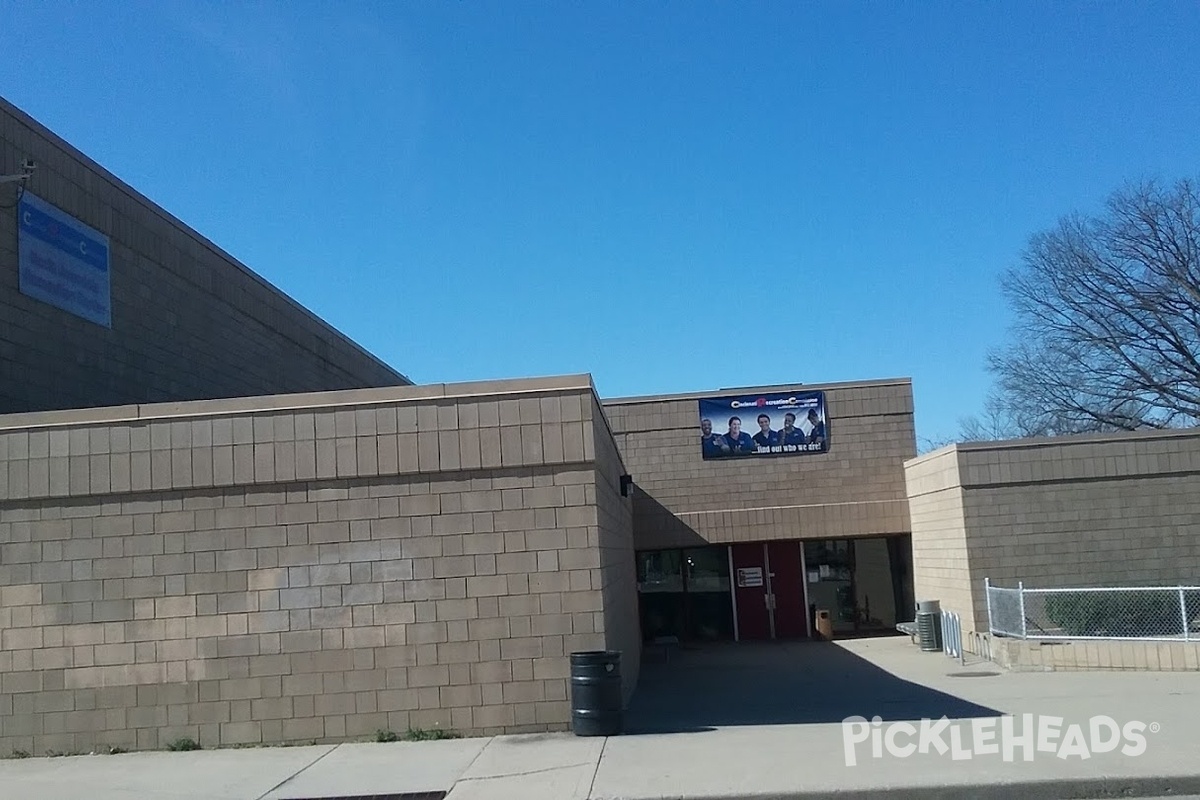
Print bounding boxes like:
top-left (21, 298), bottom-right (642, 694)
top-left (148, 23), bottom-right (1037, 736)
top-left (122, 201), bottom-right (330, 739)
top-left (906, 430), bottom-right (1200, 631)
top-left (0, 95), bottom-right (928, 748)
top-left (0, 371), bottom-right (925, 754)
top-left (0, 377), bottom-right (638, 753)
top-left (0, 95), bottom-right (407, 415)
top-left (606, 379), bottom-right (917, 642)
top-left (6, 91), bottom-right (1198, 755)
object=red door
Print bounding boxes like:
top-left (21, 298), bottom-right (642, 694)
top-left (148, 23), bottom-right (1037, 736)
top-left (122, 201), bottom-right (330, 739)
top-left (767, 540), bottom-right (809, 638)
top-left (730, 543), bottom-right (771, 640)
top-left (731, 541), bottom-right (811, 641)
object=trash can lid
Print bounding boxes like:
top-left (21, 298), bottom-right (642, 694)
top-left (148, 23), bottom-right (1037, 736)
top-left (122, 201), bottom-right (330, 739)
top-left (569, 650), bottom-right (621, 664)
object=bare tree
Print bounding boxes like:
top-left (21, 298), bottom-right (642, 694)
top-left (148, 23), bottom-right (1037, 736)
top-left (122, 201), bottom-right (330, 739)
top-left (916, 434), bottom-right (957, 455)
top-left (957, 392), bottom-right (1025, 442)
top-left (987, 178), bottom-right (1200, 434)
top-left (957, 388), bottom-right (1108, 441)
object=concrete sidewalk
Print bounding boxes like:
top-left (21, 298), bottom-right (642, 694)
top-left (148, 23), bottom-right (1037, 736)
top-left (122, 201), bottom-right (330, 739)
top-left (3, 638), bottom-right (1200, 800)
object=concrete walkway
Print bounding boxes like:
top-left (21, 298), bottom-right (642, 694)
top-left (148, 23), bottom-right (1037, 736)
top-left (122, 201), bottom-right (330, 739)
top-left (3, 638), bottom-right (1200, 799)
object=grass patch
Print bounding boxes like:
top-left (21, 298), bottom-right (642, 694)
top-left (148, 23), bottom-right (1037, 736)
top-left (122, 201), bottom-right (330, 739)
top-left (403, 728), bottom-right (461, 741)
top-left (375, 728), bottom-right (461, 742)
top-left (165, 738), bottom-right (201, 752)
top-left (211, 740), bottom-right (322, 751)
top-left (5, 748), bottom-right (99, 759)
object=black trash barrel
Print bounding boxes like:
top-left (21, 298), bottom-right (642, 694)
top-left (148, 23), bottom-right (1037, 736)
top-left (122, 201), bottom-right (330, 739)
top-left (570, 650), bottom-right (622, 736)
top-left (916, 599), bottom-right (943, 652)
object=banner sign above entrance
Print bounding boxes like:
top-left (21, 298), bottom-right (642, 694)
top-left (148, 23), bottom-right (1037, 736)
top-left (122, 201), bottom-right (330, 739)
top-left (18, 192), bottom-right (112, 327)
top-left (698, 390), bottom-right (828, 459)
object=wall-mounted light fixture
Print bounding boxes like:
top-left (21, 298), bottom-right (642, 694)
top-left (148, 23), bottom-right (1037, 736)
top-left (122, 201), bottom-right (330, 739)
top-left (620, 474), bottom-right (633, 497)
top-left (0, 159), bottom-right (36, 185)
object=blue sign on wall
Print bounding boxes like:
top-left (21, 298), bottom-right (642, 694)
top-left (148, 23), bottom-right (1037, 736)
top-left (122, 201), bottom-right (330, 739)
top-left (698, 390), bottom-right (828, 459)
top-left (17, 192), bottom-right (112, 328)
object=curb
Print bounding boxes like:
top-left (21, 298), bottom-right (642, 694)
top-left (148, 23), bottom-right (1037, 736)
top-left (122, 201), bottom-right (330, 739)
top-left (594, 774), bottom-right (1200, 800)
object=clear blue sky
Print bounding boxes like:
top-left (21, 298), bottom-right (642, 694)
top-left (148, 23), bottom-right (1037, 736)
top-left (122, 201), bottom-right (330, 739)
top-left (4, 2), bottom-right (1199, 443)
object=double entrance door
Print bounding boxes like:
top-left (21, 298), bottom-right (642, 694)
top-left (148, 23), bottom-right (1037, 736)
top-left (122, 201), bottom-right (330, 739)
top-left (635, 537), bottom-right (914, 644)
top-left (730, 541), bottom-right (810, 640)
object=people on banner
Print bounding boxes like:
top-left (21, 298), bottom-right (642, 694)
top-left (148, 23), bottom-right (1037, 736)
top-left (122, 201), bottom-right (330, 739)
top-left (721, 416), bottom-right (756, 453)
top-left (780, 412), bottom-right (807, 446)
top-left (807, 408), bottom-right (827, 447)
top-left (698, 407), bottom-right (827, 457)
top-left (700, 418), bottom-right (730, 457)
top-left (752, 414), bottom-right (779, 448)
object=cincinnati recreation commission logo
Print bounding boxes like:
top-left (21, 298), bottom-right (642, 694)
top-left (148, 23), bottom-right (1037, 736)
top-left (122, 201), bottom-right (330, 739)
top-left (841, 715), bottom-right (1158, 766)
top-left (729, 396), bottom-right (802, 409)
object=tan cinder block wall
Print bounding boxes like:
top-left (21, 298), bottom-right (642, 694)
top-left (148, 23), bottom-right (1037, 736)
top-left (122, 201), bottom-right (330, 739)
top-left (602, 379), bottom-right (916, 550)
top-left (0, 96), bottom-right (407, 415)
top-left (905, 430), bottom-right (1200, 632)
top-left (903, 448), bottom-right (973, 622)
top-left (0, 375), bottom-right (637, 754)
top-left (590, 397), bottom-right (640, 702)
top-left (992, 639), bottom-right (1200, 672)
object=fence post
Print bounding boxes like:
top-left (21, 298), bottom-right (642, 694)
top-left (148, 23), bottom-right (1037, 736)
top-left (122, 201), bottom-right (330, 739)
top-left (1181, 587), bottom-right (1189, 642)
top-left (1017, 581), bottom-right (1027, 639)
top-left (985, 577), bottom-right (993, 635)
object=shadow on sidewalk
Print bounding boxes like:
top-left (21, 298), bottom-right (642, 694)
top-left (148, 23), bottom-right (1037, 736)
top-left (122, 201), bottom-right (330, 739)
top-left (623, 640), bottom-right (1001, 734)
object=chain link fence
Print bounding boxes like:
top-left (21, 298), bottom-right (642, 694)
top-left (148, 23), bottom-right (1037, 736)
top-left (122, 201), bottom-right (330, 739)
top-left (986, 579), bottom-right (1200, 640)
top-left (985, 581), bottom-right (1024, 637)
